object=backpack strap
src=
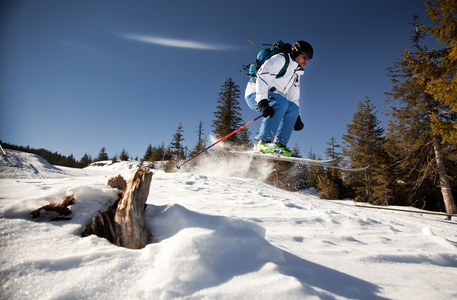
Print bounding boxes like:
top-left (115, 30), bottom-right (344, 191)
top-left (276, 53), bottom-right (290, 78)
top-left (250, 53), bottom-right (291, 83)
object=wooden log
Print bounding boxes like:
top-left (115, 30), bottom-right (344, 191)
top-left (114, 168), bottom-right (152, 249)
top-left (31, 194), bottom-right (75, 221)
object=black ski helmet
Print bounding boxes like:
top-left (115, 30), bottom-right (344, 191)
top-left (291, 41), bottom-right (313, 60)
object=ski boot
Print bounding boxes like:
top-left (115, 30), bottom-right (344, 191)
top-left (256, 140), bottom-right (280, 154)
top-left (275, 143), bottom-right (300, 158)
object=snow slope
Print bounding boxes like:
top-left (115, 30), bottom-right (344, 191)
top-left (1, 150), bottom-right (456, 299)
top-left (0, 149), bottom-right (70, 179)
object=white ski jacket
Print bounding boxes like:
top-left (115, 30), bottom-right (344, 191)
top-left (245, 53), bottom-right (304, 108)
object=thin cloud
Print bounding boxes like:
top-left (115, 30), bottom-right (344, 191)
top-left (120, 34), bottom-right (232, 50)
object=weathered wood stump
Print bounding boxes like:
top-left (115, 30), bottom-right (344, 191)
top-left (82, 168), bottom-right (153, 249)
top-left (114, 168), bottom-right (152, 249)
top-left (81, 203), bottom-right (118, 243)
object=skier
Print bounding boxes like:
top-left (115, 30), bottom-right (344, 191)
top-left (245, 40), bottom-right (313, 157)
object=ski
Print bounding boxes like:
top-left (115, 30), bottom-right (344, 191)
top-left (323, 164), bottom-right (370, 172)
top-left (230, 150), bottom-right (369, 171)
top-left (230, 150), bottom-right (341, 165)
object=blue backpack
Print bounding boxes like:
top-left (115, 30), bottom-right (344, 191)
top-left (243, 40), bottom-right (292, 83)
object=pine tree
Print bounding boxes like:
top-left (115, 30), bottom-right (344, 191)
top-left (189, 121), bottom-right (206, 157)
top-left (79, 153), bottom-right (92, 167)
top-left (317, 175), bottom-right (339, 199)
top-left (212, 78), bottom-right (250, 146)
top-left (342, 98), bottom-right (387, 203)
top-left (324, 137), bottom-right (341, 160)
top-left (170, 123), bottom-right (185, 160)
top-left (319, 137), bottom-right (347, 199)
top-left (386, 16), bottom-right (456, 214)
top-left (119, 148), bottom-right (129, 161)
top-left (147, 143), bottom-right (170, 162)
top-left (143, 144), bottom-right (153, 161)
top-left (423, 0), bottom-right (457, 146)
top-left (292, 143), bottom-right (301, 156)
top-left (96, 146), bottom-right (109, 161)
top-left (65, 154), bottom-right (77, 168)
top-left (324, 137), bottom-right (342, 185)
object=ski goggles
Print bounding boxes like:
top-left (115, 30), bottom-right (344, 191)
top-left (301, 53), bottom-right (311, 61)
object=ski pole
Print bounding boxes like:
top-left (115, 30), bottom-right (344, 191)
top-left (176, 115), bottom-right (262, 169)
top-left (0, 144), bottom-right (6, 156)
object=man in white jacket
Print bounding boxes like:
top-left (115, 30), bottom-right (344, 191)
top-left (245, 40), bottom-right (313, 157)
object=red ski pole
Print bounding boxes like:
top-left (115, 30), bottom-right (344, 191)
top-left (176, 115), bottom-right (262, 169)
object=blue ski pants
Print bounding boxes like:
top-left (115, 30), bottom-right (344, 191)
top-left (245, 92), bottom-right (299, 146)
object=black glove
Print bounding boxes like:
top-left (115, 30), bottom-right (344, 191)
top-left (258, 99), bottom-right (274, 118)
top-left (294, 115), bottom-right (304, 131)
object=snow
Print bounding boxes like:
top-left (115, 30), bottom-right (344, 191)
top-left (1, 149), bottom-right (456, 299)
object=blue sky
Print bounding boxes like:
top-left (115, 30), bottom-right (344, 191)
top-left (1, 0), bottom-right (430, 161)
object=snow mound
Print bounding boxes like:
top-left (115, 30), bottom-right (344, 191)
top-left (85, 160), bottom-right (140, 172)
top-left (141, 204), bottom-right (300, 298)
top-left (0, 149), bottom-right (69, 179)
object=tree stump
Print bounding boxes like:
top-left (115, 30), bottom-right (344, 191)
top-left (114, 168), bottom-right (152, 249)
